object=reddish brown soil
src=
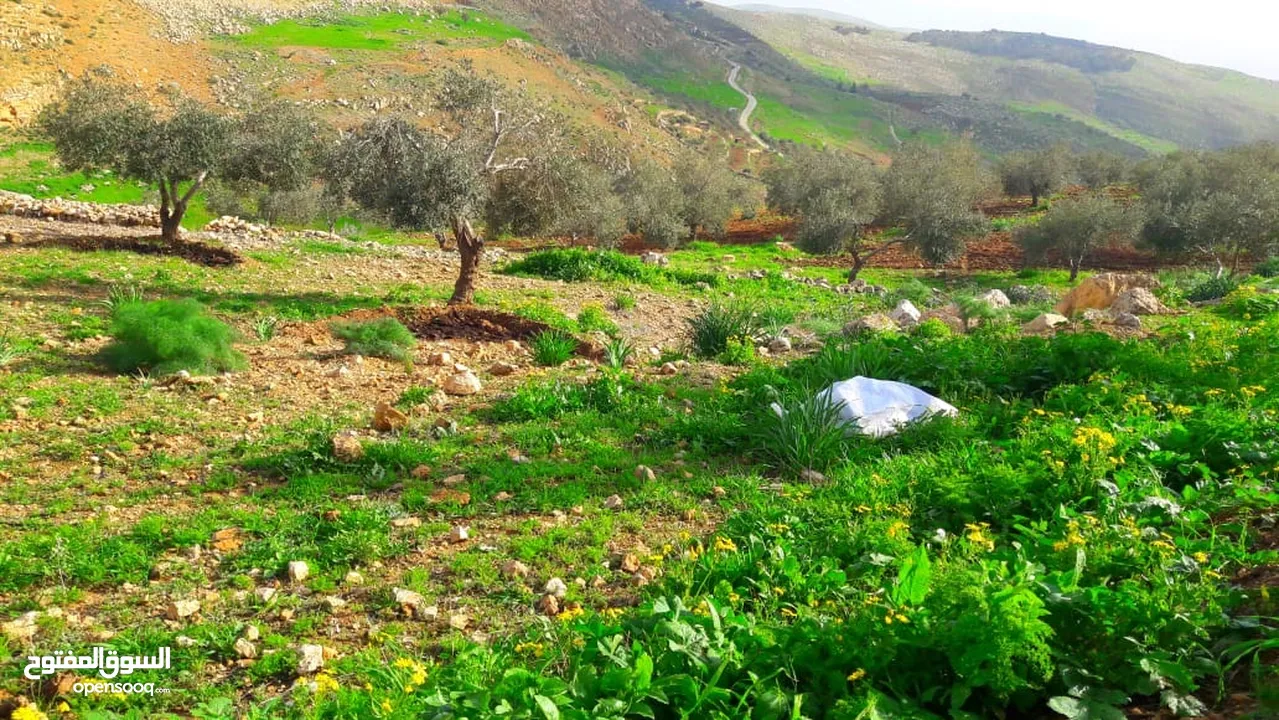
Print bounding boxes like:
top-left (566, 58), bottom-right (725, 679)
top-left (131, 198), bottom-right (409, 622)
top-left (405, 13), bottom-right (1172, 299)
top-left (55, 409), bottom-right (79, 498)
top-left (18, 235), bottom-right (243, 267)
top-left (396, 306), bottom-right (562, 344)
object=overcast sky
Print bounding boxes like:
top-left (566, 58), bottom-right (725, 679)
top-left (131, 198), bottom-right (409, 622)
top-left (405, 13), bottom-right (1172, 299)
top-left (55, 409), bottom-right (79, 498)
top-left (722, 0), bottom-right (1279, 81)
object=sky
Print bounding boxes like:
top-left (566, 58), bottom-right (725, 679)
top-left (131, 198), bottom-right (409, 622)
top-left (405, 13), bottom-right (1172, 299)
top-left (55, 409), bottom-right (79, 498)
top-left (722, 0), bottom-right (1279, 80)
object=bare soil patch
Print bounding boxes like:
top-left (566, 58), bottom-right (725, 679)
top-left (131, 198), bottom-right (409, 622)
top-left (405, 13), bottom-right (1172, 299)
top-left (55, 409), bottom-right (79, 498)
top-left (19, 234), bottom-right (243, 267)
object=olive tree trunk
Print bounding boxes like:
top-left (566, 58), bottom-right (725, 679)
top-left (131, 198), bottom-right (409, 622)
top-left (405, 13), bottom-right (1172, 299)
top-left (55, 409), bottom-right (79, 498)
top-left (157, 173), bottom-right (207, 246)
top-left (449, 215), bottom-right (482, 306)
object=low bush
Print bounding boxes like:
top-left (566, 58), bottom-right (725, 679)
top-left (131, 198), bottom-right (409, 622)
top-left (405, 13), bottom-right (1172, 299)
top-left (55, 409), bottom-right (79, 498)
top-left (1218, 285), bottom-right (1279, 319)
top-left (718, 335), bottom-right (758, 366)
top-left (502, 248), bottom-right (718, 287)
top-left (101, 299), bottom-right (244, 375)
top-left (329, 317), bottom-right (416, 362)
top-left (688, 303), bottom-right (759, 358)
top-left (1256, 256), bottom-right (1279, 278)
top-left (1186, 274), bottom-right (1240, 302)
top-left (612, 293), bottom-right (636, 311)
top-left (530, 330), bottom-right (578, 367)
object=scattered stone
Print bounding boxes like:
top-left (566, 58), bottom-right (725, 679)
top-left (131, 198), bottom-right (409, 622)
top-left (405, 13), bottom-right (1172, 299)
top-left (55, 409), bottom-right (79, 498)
top-left (490, 361), bottom-right (518, 377)
top-left (634, 465), bottom-right (656, 482)
top-left (255, 587), bottom-right (278, 603)
top-left (332, 432), bottom-right (364, 462)
top-left (800, 469), bottom-right (827, 484)
top-left (175, 635), bottom-right (197, 648)
top-left (428, 351), bottom-right (453, 366)
top-left (1006, 284), bottom-right (1054, 305)
top-left (287, 561), bottom-right (310, 583)
top-left (501, 560), bottom-right (530, 579)
top-left (393, 588), bottom-right (429, 618)
top-left (324, 596), bottom-right (347, 611)
top-left (545, 577), bottom-right (568, 598)
top-left (448, 613), bottom-right (469, 630)
top-left (166, 599), bottom-right (201, 621)
top-left (641, 251), bottom-right (669, 266)
top-left (768, 336), bottom-right (793, 353)
top-left (494, 491), bottom-right (514, 502)
top-left (234, 637), bottom-right (257, 659)
top-left (1110, 287), bottom-right (1168, 316)
top-left (712, 486), bottom-right (727, 498)
top-left (976, 289), bottom-right (1011, 309)
top-left (538, 594), bottom-right (560, 616)
top-left (604, 494), bottom-right (624, 510)
top-left (391, 516), bottom-right (421, 529)
top-left (1081, 308), bottom-right (1109, 323)
top-left (344, 571), bottom-right (364, 586)
top-left (658, 362), bottom-right (678, 375)
top-left (449, 525), bottom-right (470, 543)
top-left (2, 611), bottom-right (40, 643)
top-left (619, 554), bottom-right (641, 573)
top-left (211, 527), bottom-right (243, 552)
top-left (442, 370), bottom-right (482, 396)
top-left (297, 644), bottom-right (325, 675)
top-left (372, 402), bottom-right (410, 432)
top-left (243, 625), bottom-right (261, 642)
top-left (1023, 313), bottom-right (1069, 333)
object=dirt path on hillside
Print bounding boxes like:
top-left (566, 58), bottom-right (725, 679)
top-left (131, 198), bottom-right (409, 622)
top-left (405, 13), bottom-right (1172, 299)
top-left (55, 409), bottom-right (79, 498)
top-left (727, 61), bottom-right (768, 150)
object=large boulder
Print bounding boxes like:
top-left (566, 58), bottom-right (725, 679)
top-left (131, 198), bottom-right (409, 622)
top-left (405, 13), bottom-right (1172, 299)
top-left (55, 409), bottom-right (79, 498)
top-left (842, 313), bottom-right (898, 336)
top-left (1006, 285), bottom-right (1055, 305)
top-left (1056, 273), bottom-right (1160, 316)
top-left (919, 308), bottom-right (966, 335)
top-left (976, 289), bottom-right (1011, 309)
top-left (889, 300), bottom-right (922, 328)
top-left (1110, 288), bottom-right (1168, 316)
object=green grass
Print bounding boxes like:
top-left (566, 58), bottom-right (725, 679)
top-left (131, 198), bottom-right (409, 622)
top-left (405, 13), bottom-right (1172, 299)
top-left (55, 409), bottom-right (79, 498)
top-left (228, 10), bottom-right (529, 51)
top-left (638, 71), bottom-right (745, 110)
top-left (1007, 100), bottom-right (1179, 155)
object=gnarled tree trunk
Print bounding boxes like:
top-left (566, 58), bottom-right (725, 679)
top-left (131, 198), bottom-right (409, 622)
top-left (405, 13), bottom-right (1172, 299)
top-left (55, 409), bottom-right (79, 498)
top-left (157, 173), bottom-right (207, 246)
top-left (449, 215), bottom-right (482, 305)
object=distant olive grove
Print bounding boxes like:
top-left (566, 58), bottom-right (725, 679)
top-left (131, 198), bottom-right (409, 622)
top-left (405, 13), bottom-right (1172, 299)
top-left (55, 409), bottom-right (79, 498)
top-left (36, 67), bottom-right (1279, 296)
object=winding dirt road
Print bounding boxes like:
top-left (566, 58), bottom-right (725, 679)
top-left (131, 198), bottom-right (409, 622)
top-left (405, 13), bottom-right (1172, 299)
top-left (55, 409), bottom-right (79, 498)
top-left (727, 61), bottom-right (768, 149)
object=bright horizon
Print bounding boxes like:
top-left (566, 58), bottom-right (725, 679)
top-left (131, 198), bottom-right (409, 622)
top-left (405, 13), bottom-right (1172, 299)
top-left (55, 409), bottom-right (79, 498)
top-left (720, 0), bottom-right (1279, 82)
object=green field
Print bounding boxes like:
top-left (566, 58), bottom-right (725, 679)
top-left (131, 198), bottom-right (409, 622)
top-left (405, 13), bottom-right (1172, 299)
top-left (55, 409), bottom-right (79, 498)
top-left (229, 10), bottom-right (529, 51)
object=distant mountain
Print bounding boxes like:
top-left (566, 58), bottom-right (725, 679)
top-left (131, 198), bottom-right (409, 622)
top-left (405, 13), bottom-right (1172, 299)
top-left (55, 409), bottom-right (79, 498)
top-left (728, 4), bottom-right (886, 29)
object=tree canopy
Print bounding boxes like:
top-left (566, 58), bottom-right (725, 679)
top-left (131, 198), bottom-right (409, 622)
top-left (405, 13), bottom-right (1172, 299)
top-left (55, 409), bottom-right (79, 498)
top-left (1017, 193), bottom-right (1136, 280)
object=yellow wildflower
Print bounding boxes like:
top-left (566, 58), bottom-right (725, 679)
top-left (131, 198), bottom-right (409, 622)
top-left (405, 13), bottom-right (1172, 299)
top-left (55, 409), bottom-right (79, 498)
top-left (557, 606), bottom-right (585, 622)
top-left (713, 536), bottom-right (738, 553)
top-left (895, 613), bottom-right (910, 624)
top-left (314, 673), bottom-right (340, 696)
top-left (1193, 552), bottom-right (1209, 563)
top-left (56, 704), bottom-right (70, 714)
top-left (847, 668), bottom-right (867, 682)
top-left (603, 607), bottom-right (625, 620)
top-left (767, 523), bottom-right (790, 534)
top-left (381, 699), bottom-right (393, 712)
top-left (965, 522), bottom-right (995, 551)
top-left (12, 708), bottom-right (49, 720)
top-left (772, 586), bottom-right (786, 596)
top-left (1073, 426), bottom-right (1118, 454)
top-left (887, 520), bottom-right (910, 539)
top-left (515, 642), bottom-right (545, 657)
top-left (393, 658), bottom-right (415, 669)
top-left (884, 613), bottom-right (894, 624)
top-left (781, 607), bottom-right (797, 618)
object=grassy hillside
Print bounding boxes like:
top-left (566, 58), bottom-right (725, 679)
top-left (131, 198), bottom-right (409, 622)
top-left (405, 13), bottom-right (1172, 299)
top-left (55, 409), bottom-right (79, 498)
top-left (714, 3), bottom-right (1279, 151)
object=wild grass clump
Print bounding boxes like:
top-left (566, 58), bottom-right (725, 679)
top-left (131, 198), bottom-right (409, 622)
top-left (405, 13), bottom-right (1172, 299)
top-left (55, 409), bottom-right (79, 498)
top-left (329, 317), bottom-right (416, 362)
top-left (577, 304), bottom-right (618, 335)
top-left (603, 336), bottom-right (635, 370)
top-left (687, 303), bottom-right (758, 358)
top-left (102, 299), bottom-right (244, 375)
top-left (612, 293), bottom-right (637, 311)
top-left (530, 330), bottom-right (578, 367)
top-left (1256, 257), bottom-right (1279, 278)
top-left (757, 390), bottom-right (854, 476)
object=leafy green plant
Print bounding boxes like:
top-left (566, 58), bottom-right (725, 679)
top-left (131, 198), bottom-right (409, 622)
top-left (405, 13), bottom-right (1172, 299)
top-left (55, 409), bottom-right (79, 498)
top-left (1256, 256), bottom-right (1279, 278)
top-left (955, 295), bottom-right (1000, 333)
top-left (1218, 285), bottom-right (1279, 319)
top-left (688, 303), bottom-right (758, 358)
top-left (530, 330), bottom-right (577, 367)
top-left (718, 335), bottom-right (758, 366)
top-left (0, 334), bottom-right (22, 368)
top-left (329, 317), bottom-right (416, 362)
top-left (101, 299), bottom-right (245, 375)
top-left (502, 248), bottom-right (718, 287)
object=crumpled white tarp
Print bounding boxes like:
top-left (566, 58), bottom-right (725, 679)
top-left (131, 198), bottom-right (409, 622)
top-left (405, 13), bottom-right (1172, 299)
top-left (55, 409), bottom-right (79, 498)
top-left (816, 376), bottom-right (958, 438)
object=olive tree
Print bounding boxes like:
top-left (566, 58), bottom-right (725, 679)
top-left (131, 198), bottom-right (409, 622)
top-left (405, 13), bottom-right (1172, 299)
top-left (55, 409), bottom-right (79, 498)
top-left (39, 74), bottom-right (316, 245)
top-left (1016, 193), bottom-right (1136, 281)
top-left (1074, 150), bottom-right (1131, 189)
top-left (618, 159), bottom-right (686, 248)
top-left (762, 146), bottom-right (882, 277)
top-left (486, 153), bottom-right (625, 247)
top-left (325, 65), bottom-right (572, 304)
top-left (675, 154), bottom-right (744, 241)
top-left (881, 141), bottom-right (992, 267)
top-left (1138, 144), bottom-right (1279, 276)
top-left (999, 144), bottom-right (1072, 206)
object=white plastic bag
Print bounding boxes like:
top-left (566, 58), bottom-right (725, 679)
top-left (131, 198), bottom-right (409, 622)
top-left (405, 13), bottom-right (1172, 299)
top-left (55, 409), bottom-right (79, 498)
top-left (816, 376), bottom-right (958, 438)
